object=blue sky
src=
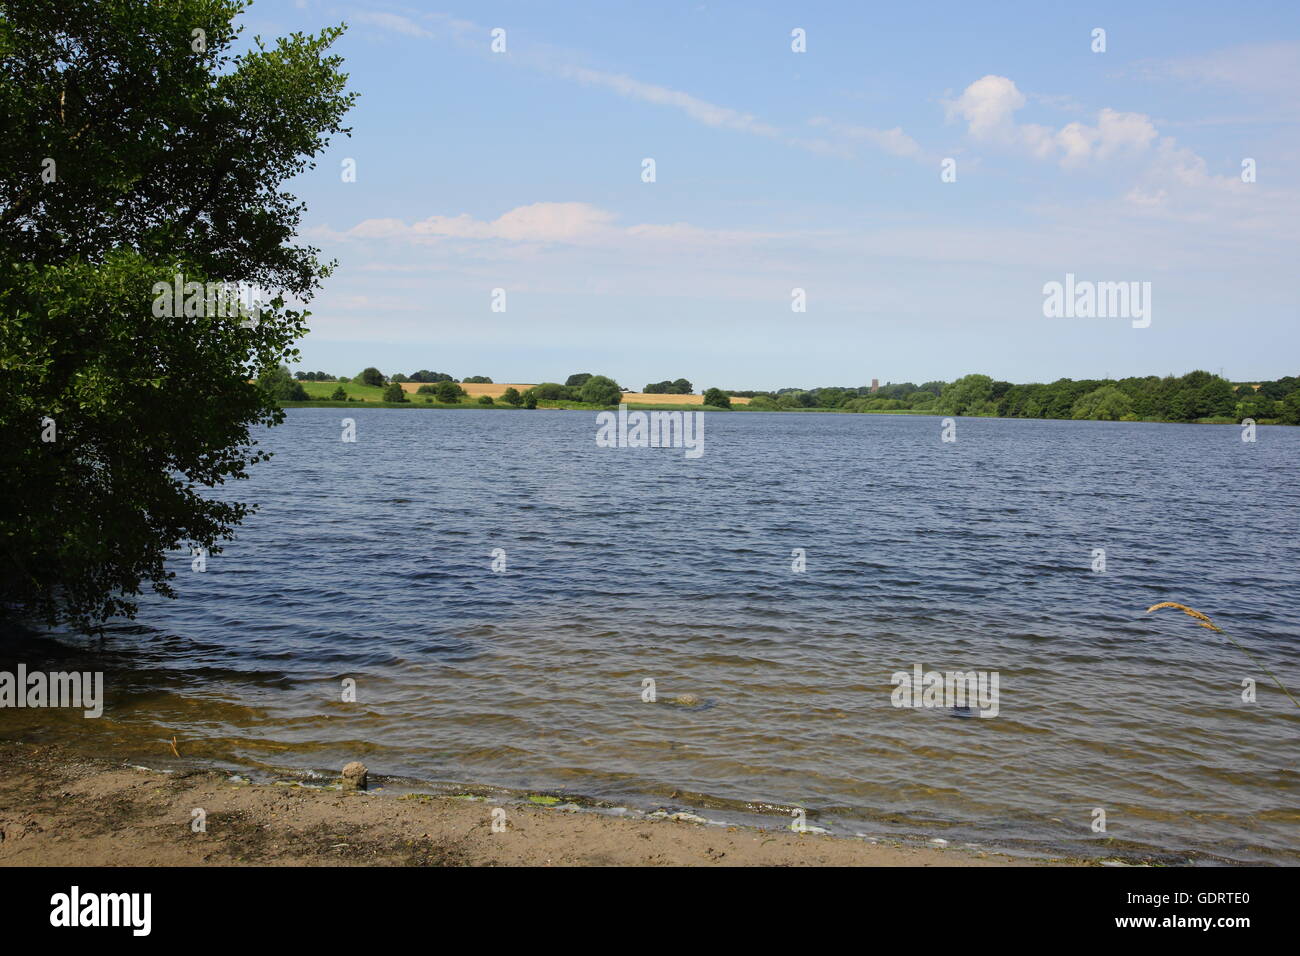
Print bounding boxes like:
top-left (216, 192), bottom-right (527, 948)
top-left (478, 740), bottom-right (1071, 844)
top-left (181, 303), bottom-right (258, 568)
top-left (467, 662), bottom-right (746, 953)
top-left (246, 1), bottom-right (1299, 389)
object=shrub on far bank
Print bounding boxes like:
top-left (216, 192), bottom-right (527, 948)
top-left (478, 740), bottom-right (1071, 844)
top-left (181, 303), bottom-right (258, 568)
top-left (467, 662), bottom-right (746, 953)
top-left (478, 395), bottom-right (494, 405)
top-left (329, 386), bottom-right (347, 401)
top-left (381, 382), bottom-right (407, 402)
top-left (524, 392), bottom-right (538, 409)
top-left (702, 387), bottom-right (731, 408)
top-left (260, 364), bottom-right (309, 401)
top-left (502, 386), bottom-right (523, 406)
top-left (530, 382), bottom-right (571, 401)
top-left (579, 375), bottom-right (622, 406)
top-left (434, 379), bottom-right (464, 403)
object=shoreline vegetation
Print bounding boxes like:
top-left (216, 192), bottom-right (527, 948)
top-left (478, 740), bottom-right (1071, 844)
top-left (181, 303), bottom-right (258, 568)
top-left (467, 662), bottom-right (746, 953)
top-left (269, 366), bottom-right (1300, 425)
top-left (0, 741), bottom-right (1048, 867)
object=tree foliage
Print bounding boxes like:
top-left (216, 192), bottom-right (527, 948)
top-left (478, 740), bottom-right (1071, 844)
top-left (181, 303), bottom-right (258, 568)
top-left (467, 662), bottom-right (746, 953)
top-left (578, 375), bottom-right (621, 406)
top-left (0, 0), bottom-right (354, 630)
top-left (702, 387), bottom-right (731, 408)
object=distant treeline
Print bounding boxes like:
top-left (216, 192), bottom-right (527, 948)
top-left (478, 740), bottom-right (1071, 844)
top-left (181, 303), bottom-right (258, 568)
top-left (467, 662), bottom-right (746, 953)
top-left (277, 365), bottom-right (1300, 422)
top-left (730, 371), bottom-right (1300, 423)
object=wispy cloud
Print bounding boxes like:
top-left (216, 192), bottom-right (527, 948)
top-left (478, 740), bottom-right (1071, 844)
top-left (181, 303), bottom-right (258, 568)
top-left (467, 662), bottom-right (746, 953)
top-left (1134, 42), bottom-right (1300, 97)
top-left (808, 117), bottom-right (924, 159)
top-left (351, 10), bottom-right (434, 39)
top-left (557, 65), bottom-right (780, 137)
top-left (346, 6), bottom-right (921, 160)
top-left (308, 201), bottom-right (785, 248)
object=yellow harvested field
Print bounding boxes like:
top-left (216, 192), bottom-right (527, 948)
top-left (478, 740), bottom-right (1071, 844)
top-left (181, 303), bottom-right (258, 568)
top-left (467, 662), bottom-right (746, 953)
top-left (620, 392), bottom-right (751, 405)
top-left (398, 382), bottom-right (749, 404)
top-left (398, 382), bottom-right (534, 398)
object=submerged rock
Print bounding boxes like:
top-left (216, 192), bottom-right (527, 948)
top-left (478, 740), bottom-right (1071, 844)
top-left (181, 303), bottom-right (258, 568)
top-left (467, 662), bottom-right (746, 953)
top-left (340, 761), bottom-right (368, 791)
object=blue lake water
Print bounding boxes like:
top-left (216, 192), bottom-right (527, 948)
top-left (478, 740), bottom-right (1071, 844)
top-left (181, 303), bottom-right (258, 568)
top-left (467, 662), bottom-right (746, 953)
top-left (6, 408), bottom-right (1298, 863)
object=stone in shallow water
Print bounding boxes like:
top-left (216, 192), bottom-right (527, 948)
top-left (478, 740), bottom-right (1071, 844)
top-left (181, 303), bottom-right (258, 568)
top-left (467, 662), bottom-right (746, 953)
top-left (340, 761), bottom-right (368, 791)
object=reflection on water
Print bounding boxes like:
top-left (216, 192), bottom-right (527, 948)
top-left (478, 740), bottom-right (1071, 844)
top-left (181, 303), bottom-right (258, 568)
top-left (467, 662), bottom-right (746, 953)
top-left (3, 409), bottom-right (1297, 863)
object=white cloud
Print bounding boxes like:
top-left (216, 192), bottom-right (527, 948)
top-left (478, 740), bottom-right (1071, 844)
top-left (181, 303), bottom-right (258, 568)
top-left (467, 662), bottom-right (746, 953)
top-left (808, 117), bottom-right (923, 158)
top-left (946, 75), bottom-right (1025, 139)
top-left (352, 9), bottom-right (921, 160)
top-left (310, 202), bottom-right (781, 248)
top-left (1138, 42), bottom-right (1300, 97)
top-left (947, 75), bottom-right (1157, 168)
top-left (352, 11), bottom-right (434, 39)
top-left (559, 66), bottom-right (779, 137)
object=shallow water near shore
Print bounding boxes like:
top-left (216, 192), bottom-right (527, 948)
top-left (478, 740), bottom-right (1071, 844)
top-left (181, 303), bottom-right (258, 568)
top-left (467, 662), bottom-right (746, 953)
top-left (4, 409), bottom-right (1298, 863)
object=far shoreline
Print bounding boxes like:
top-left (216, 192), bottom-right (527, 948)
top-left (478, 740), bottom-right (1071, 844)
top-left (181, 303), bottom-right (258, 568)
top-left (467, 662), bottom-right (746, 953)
top-left (276, 401), bottom-right (1285, 425)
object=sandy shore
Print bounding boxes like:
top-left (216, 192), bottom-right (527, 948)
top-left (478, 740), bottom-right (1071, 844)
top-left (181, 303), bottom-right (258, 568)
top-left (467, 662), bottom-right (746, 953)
top-left (0, 742), bottom-right (1048, 866)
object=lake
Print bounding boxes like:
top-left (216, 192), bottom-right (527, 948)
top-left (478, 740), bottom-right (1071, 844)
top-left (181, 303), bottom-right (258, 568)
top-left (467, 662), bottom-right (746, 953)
top-left (4, 408), bottom-right (1297, 863)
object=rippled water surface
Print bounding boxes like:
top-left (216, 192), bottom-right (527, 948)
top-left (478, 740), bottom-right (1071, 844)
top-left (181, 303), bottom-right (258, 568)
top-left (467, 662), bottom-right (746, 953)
top-left (5, 409), bottom-right (1298, 863)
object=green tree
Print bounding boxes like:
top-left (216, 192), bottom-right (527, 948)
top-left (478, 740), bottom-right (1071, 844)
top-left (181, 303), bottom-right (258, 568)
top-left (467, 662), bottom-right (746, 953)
top-left (463, 375), bottom-right (493, 384)
top-left (578, 375), bottom-right (621, 405)
top-left (501, 386), bottom-right (523, 406)
top-left (938, 375), bottom-right (995, 416)
top-left (531, 382), bottom-right (571, 401)
top-left (524, 391), bottom-right (538, 409)
top-left (0, 0), bottom-right (354, 631)
top-left (260, 364), bottom-right (309, 401)
top-left (358, 367), bottom-right (385, 387)
top-left (1238, 395), bottom-right (1275, 420)
top-left (434, 379), bottom-right (462, 403)
top-left (671, 378), bottom-right (693, 394)
top-left (702, 387), bottom-right (731, 408)
top-left (381, 382), bottom-right (406, 402)
top-left (565, 373), bottom-right (593, 387)
top-left (1197, 378), bottom-right (1236, 418)
top-left (329, 385), bottom-right (347, 401)
top-left (1071, 385), bottom-right (1133, 421)
top-left (1279, 390), bottom-right (1300, 426)
top-left (477, 394), bottom-right (494, 405)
